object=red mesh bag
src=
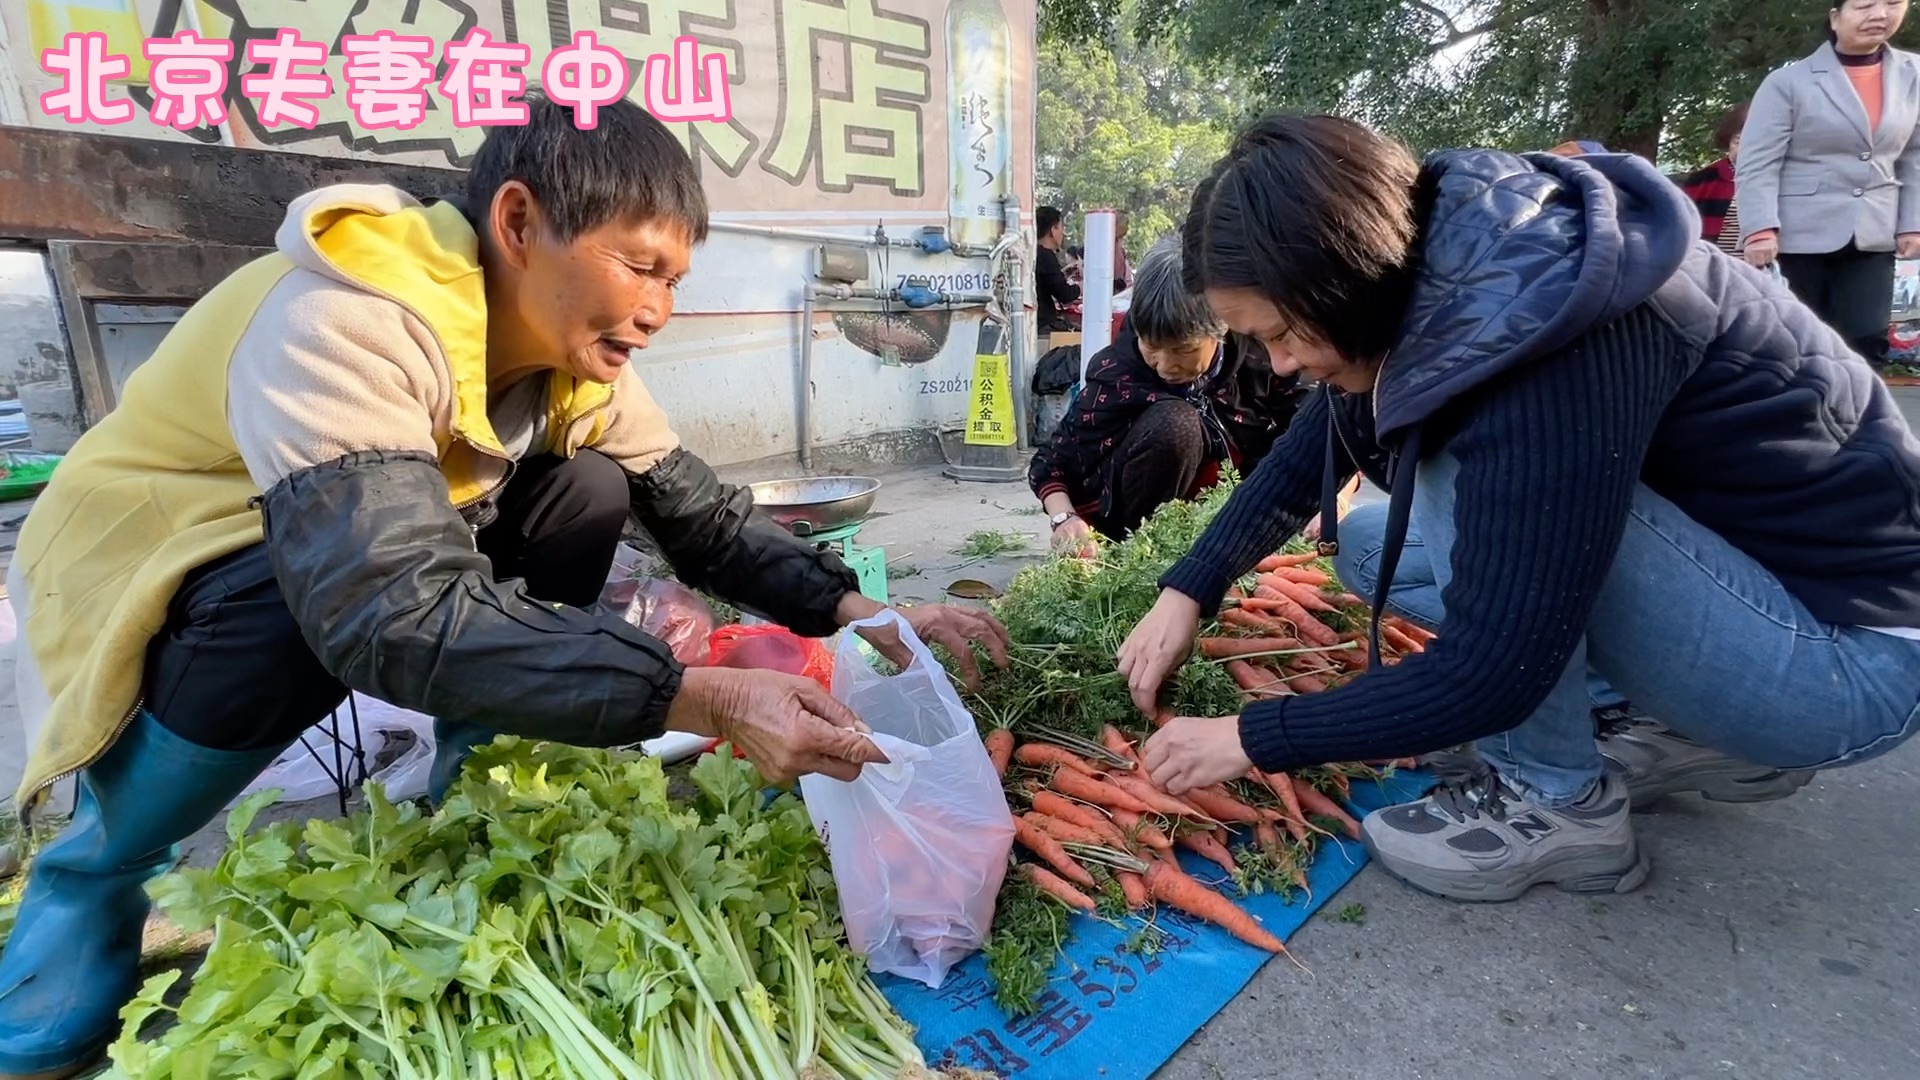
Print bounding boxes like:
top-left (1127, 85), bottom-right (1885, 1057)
top-left (705, 624), bottom-right (835, 690)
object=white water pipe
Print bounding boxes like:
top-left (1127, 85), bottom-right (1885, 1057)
top-left (1079, 210), bottom-right (1117, 381)
top-left (1000, 197), bottom-right (1032, 450)
top-left (710, 219), bottom-right (992, 258)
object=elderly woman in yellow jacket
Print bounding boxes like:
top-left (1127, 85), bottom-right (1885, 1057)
top-left (0, 97), bottom-right (1007, 1079)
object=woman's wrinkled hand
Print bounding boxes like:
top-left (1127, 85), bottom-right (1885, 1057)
top-left (1117, 589), bottom-right (1201, 716)
top-left (858, 603), bottom-right (1012, 690)
top-left (1050, 514), bottom-right (1096, 558)
top-left (1142, 715), bottom-right (1253, 795)
top-left (666, 667), bottom-right (887, 785)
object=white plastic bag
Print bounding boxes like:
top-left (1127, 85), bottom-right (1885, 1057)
top-left (598, 572), bottom-right (716, 665)
top-left (800, 611), bottom-right (1014, 988)
top-left (231, 694), bottom-right (437, 808)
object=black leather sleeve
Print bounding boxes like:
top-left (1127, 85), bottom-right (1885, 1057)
top-left (259, 450), bottom-right (681, 746)
top-left (625, 448), bottom-right (859, 637)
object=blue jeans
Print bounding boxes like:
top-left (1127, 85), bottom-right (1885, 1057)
top-left (1334, 452), bottom-right (1920, 806)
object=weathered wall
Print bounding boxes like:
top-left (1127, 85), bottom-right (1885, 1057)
top-left (0, 252), bottom-right (66, 395)
top-left (0, 250), bottom-right (81, 450)
top-left (0, 128), bottom-right (467, 246)
top-left (0, 0), bottom-right (1039, 468)
top-left (635, 302), bottom-right (999, 463)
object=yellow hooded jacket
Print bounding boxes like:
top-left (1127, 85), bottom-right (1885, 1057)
top-left (10, 185), bottom-right (681, 809)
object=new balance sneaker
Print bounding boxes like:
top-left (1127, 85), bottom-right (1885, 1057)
top-left (1594, 705), bottom-right (1813, 808)
top-left (1361, 753), bottom-right (1649, 903)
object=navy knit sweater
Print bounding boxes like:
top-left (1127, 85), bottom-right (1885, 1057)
top-left (1160, 149), bottom-right (1920, 772)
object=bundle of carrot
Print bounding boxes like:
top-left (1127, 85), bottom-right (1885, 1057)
top-left (982, 724), bottom-right (1369, 946)
top-left (1209, 550), bottom-right (1438, 700)
top-left (976, 719), bottom-right (1399, 1013)
top-left (942, 473), bottom-right (1427, 1015)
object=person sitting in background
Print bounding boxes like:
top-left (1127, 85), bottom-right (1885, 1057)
top-left (1030, 238), bottom-right (1308, 547)
top-left (1063, 244), bottom-right (1085, 286)
top-left (1737, 0), bottom-right (1920, 369)
top-left (1678, 104), bottom-right (1750, 254)
top-left (1034, 206), bottom-right (1081, 333)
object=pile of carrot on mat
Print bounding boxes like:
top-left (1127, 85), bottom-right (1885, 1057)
top-left (984, 725), bottom-right (1347, 954)
top-left (977, 551), bottom-right (1434, 957)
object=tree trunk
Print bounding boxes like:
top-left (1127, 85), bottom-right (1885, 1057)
top-left (1565, 0), bottom-right (1665, 159)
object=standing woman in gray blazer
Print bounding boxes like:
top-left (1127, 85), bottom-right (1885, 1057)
top-left (1738, 0), bottom-right (1919, 368)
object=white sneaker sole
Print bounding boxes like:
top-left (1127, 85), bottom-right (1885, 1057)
top-left (1363, 835), bottom-right (1652, 904)
top-left (1621, 763), bottom-right (1814, 809)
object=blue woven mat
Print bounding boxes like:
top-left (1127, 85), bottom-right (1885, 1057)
top-left (877, 771), bottom-right (1431, 1079)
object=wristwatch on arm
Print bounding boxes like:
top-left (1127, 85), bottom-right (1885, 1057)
top-left (1049, 511), bottom-right (1077, 531)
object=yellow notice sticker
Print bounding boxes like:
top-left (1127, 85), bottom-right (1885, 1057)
top-left (964, 351), bottom-right (1015, 446)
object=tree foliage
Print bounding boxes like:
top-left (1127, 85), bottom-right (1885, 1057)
top-left (1042, 0), bottom-right (1919, 167)
top-left (1035, 24), bottom-right (1245, 258)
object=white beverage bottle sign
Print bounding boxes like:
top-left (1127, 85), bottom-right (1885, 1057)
top-left (945, 0), bottom-right (1013, 251)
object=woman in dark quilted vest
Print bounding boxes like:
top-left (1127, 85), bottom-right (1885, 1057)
top-left (1029, 237), bottom-right (1310, 550)
top-left (1119, 114), bottom-right (1920, 904)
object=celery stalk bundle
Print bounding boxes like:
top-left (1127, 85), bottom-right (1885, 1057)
top-left (106, 738), bottom-right (946, 1080)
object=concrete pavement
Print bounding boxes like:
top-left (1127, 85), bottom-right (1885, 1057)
top-left (1162, 750), bottom-right (1920, 1080)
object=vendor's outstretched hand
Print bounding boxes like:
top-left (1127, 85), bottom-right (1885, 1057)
top-left (858, 603), bottom-right (1012, 690)
top-left (666, 667), bottom-right (887, 785)
top-left (1143, 715), bottom-right (1252, 795)
top-left (1118, 589), bottom-right (1201, 715)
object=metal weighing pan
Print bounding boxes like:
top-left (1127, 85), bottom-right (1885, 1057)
top-left (747, 476), bottom-right (881, 535)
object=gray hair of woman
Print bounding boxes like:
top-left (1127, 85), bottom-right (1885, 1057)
top-left (1128, 236), bottom-right (1227, 347)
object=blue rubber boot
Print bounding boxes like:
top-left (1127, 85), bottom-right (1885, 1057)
top-left (0, 710), bottom-right (289, 1079)
top-left (428, 718), bottom-right (500, 802)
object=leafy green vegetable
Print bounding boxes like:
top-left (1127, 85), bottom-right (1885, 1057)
top-left (700, 592), bottom-right (742, 627)
top-left (979, 876), bottom-right (1067, 1016)
top-left (952, 530), bottom-right (1029, 559)
top-left (958, 472), bottom-right (1254, 744)
top-left (107, 739), bottom-right (945, 1080)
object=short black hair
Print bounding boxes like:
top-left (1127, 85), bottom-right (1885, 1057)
top-left (1037, 206), bottom-right (1064, 236)
top-left (467, 94), bottom-right (709, 243)
top-left (1182, 114), bottom-right (1420, 362)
